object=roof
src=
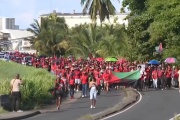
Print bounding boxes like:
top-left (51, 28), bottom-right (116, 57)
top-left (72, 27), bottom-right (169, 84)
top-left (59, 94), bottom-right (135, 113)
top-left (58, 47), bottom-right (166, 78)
top-left (40, 12), bottom-right (129, 17)
top-left (0, 29), bottom-right (34, 40)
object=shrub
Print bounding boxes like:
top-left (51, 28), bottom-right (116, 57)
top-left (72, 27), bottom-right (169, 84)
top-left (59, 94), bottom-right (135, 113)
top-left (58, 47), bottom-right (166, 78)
top-left (0, 61), bottom-right (56, 110)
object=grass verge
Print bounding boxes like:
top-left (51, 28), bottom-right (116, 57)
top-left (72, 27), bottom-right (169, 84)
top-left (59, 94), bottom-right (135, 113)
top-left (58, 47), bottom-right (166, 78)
top-left (0, 107), bottom-right (8, 114)
top-left (0, 61), bottom-right (56, 111)
top-left (79, 114), bottom-right (93, 120)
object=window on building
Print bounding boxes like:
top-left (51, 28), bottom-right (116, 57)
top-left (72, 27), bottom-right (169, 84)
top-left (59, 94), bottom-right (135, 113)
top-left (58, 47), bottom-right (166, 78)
top-left (24, 41), bottom-right (28, 45)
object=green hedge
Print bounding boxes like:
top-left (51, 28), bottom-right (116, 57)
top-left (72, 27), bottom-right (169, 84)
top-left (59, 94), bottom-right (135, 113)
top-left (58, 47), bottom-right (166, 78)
top-left (0, 61), bottom-right (56, 110)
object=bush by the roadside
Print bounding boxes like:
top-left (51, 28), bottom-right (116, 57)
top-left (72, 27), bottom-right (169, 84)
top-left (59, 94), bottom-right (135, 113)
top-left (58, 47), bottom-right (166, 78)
top-left (0, 61), bottom-right (56, 110)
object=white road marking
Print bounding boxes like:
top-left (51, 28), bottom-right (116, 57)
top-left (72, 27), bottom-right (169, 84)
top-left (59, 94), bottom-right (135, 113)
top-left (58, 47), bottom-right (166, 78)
top-left (100, 90), bottom-right (142, 120)
top-left (169, 87), bottom-right (180, 120)
top-left (169, 113), bottom-right (180, 120)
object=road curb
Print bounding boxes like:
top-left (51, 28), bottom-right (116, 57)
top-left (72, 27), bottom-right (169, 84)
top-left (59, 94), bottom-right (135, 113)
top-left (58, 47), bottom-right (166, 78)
top-left (0, 111), bottom-right (41, 120)
top-left (0, 92), bottom-right (82, 120)
top-left (79, 88), bottom-right (139, 120)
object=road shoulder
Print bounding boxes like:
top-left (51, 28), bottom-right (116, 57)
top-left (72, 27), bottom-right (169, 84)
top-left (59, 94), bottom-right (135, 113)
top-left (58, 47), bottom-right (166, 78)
top-left (0, 92), bottom-right (81, 120)
top-left (79, 88), bottom-right (139, 120)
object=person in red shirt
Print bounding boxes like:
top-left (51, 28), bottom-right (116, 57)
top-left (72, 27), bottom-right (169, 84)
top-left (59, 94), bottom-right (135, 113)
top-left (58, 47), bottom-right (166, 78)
top-left (165, 67), bottom-right (172, 88)
top-left (81, 72), bottom-right (88, 97)
top-left (152, 67), bottom-right (158, 89)
top-left (157, 67), bottom-right (165, 90)
top-left (69, 75), bottom-right (75, 99)
top-left (96, 73), bottom-right (102, 95)
top-left (74, 68), bottom-right (81, 92)
top-left (103, 69), bottom-right (111, 93)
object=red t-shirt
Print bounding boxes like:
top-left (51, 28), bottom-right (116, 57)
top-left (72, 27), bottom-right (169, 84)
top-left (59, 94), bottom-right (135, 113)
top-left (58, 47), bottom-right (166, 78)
top-left (61, 69), bottom-right (65, 75)
top-left (81, 75), bottom-right (88, 84)
top-left (157, 70), bottom-right (163, 78)
top-left (152, 70), bottom-right (158, 79)
top-left (119, 67), bottom-right (123, 72)
top-left (174, 70), bottom-right (179, 79)
top-left (57, 69), bottom-right (62, 75)
top-left (166, 70), bottom-right (172, 78)
top-left (103, 73), bottom-right (111, 82)
top-left (93, 70), bottom-right (99, 77)
top-left (74, 70), bottom-right (81, 79)
top-left (146, 69), bottom-right (150, 79)
top-left (96, 77), bottom-right (101, 85)
top-left (69, 78), bottom-right (75, 85)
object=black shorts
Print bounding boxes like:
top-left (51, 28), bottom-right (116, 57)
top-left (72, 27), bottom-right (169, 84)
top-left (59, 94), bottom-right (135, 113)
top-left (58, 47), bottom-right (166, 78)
top-left (55, 90), bottom-right (63, 98)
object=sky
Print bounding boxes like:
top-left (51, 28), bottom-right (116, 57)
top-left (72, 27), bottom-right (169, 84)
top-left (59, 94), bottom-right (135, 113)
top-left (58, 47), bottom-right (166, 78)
top-left (0, 0), bottom-right (122, 29)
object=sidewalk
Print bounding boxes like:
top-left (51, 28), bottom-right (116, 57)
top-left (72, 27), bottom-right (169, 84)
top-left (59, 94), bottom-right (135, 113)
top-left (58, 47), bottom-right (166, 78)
top-left (0, 92), bottom-right (81, 120)
top-left (23, 90), bottom-right (125, 120)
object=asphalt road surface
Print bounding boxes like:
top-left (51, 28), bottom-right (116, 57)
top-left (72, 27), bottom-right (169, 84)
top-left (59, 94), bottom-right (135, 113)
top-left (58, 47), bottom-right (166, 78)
top-left (102, 89), bottom-right (180, 120)
top-left (23, 90), bottom-right (124, 120)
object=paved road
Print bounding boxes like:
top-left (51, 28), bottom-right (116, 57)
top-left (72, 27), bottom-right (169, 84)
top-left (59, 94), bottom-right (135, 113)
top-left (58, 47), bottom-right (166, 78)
top-left (23, 90), bottom-right (124, 120)
top-left (103, 89), bottom-right (180, 120)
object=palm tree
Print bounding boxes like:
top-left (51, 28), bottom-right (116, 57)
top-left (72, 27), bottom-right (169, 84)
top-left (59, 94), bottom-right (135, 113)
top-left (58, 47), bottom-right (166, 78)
top-left (27, 18), bottom-right (49, 44)
top-left (28, 13), bottom-right (68, 56)
top-left (97, 24), bottom-right (128, 57)
top-left (81, 0), bottom-right (118, 22)
top-left (67, 23), bottom-right (102, 58)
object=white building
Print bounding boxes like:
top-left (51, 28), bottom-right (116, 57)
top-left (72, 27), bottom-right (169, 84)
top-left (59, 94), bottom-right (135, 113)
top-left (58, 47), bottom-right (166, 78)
top-left (0, 29), bottom-right (36, 53)
top-left (0, 17), bottom-right (19, 30)
top-left (40, 11), bottom-right (129, 28)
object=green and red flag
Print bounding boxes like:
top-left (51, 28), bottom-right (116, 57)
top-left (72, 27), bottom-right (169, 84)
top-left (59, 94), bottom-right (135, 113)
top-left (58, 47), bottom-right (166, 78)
top-left (155, 43), bottom-right (163, 53)
top-left (109, 70), bottom-right (141, 84)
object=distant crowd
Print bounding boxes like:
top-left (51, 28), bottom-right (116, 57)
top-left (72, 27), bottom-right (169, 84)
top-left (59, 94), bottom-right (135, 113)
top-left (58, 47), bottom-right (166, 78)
top-left (5, 51), bottom-right (180, 110)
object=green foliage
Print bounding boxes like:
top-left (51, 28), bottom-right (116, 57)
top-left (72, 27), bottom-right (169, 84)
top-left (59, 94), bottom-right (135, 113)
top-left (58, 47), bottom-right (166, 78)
top-left (0, 107), bottom-right (8, 114)
top-left (0, 61), bottom-right (56, 110)
top-left (28, 13), bottom-right (68, 56)
top-left (67, 23), bottom-right (102, 58)
top-left (122, 0), bottom-right (148, 15)
top-left (122, 0), bottom-right (180, 61)
top-left (81, 0), bottom-right (117, 22)
top-left (67, 23), bottom-right (128, 59)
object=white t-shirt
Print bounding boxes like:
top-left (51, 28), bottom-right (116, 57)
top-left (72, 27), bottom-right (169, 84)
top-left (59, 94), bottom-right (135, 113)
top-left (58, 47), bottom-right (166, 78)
top-left (10, 79), bottom-right (22, 92)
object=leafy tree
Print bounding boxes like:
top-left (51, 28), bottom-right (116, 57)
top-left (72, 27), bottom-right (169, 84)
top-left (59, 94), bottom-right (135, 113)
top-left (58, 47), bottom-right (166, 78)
top-left (28, 13), bottom-right (68, 56)
top-left (81, 0), bottom-right (118, 22)
top-left (98, 24), bottom-right (128, 58)
top-left (67, 23), bottom-right (102, 58)
top-left (27, 19), bottom-right (48, 44)
top-left (122, 0), bottom-right (147, 15)
top-left (122, 0), bottom-right (180, 61)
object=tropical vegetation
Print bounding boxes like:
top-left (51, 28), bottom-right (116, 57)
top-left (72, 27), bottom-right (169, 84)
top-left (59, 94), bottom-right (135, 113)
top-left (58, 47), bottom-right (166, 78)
top-left (81, 0), bottom-right (117, 22)
top-left (0, 61), bottom-right (56, 110)
top-left (27, 0), bottom-right (180, 61)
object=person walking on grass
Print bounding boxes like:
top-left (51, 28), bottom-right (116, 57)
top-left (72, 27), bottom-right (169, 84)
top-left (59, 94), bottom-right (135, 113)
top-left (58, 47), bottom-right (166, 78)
top-left (55, 75), bottom-right (64, 110)
top-left (10, 74), bottom-right (23, 112)
top-left (89, 78), bottom-right (97, 109)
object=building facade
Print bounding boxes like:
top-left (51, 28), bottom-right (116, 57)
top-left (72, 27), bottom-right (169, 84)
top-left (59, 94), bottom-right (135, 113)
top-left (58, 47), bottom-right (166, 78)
top-left (0, 17), bottom-right (19, 30)
top-left (0, 29), bottom-right (35, 53)
top-left (40, 11), bottom-right (129, 28)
